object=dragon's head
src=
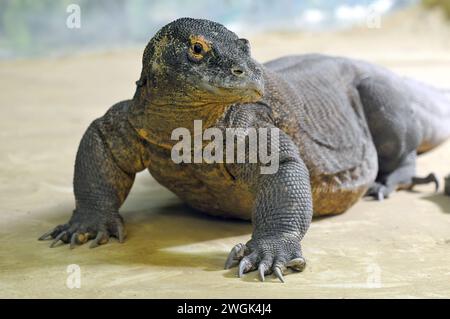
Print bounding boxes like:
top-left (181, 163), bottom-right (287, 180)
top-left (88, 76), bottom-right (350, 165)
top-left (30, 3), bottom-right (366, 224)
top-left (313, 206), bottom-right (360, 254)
top-left (137, 18), bottom-right (264, 106)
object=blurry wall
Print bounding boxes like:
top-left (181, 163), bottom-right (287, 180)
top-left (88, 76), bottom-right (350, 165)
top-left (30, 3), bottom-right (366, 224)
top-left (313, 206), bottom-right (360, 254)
top-left (0, 0), bottom-right (422, 59)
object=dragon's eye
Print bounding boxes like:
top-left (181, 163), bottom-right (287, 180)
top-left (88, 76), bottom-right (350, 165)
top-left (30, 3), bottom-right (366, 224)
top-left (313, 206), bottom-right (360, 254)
top-left (193, 43), bottom-right (203, 54)
top-left (188, 35), bottom-right (211, 62)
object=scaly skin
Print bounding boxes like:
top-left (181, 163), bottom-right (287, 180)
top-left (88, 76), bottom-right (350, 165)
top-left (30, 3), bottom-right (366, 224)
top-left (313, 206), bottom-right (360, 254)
top-left (40, 18), bottom-right (450, 282)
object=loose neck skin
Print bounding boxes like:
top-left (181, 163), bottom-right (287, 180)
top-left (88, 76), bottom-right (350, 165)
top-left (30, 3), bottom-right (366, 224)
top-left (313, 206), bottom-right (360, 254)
top-left (128, 82), bottom-right (233, 149)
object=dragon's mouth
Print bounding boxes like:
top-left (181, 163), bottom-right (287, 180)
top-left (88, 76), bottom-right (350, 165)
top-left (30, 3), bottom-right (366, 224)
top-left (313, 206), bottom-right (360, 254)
top-left (198, 81), bottom-right (264, 103)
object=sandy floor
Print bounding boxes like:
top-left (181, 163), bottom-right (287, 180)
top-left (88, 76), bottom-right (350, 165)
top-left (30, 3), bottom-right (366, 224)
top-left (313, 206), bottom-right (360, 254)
top-left (1, 8), bottom-right (450, 298)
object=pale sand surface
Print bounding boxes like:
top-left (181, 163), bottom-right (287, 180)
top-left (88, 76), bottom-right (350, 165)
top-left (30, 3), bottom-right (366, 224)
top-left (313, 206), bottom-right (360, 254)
top-left (1, 8), bottom-right (450, 298)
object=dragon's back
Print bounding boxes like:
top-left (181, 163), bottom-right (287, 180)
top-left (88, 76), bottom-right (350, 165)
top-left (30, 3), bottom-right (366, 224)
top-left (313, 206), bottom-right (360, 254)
top-left (262, 55), bottom-right (378, 215)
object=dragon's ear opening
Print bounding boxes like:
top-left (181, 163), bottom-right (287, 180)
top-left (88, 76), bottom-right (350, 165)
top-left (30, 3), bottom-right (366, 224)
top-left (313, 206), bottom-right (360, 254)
top-left (238, 38), bottom-right (251, 54)
top-left (135, 73), bottom-right (147, 87)
top-left (133, 68), bottom-right (149, 101)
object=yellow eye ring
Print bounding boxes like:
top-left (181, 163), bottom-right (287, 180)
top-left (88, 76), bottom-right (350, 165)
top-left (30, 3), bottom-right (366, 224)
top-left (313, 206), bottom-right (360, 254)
top-left (188, 35), bottom-right (211, 61)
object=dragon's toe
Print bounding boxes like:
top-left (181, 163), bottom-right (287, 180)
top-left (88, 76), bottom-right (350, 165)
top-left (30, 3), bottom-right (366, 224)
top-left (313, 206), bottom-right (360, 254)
top-left (409, 173), bottom-right (439, 192)
top-left (365, 182), bottom-right (389, 201)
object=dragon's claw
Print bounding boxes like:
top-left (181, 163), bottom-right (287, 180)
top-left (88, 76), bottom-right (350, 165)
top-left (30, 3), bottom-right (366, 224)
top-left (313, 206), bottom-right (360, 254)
top-left (274, 267), bottom-right (284, 283)
top-left (224, 243), bottom-right (246, 269)
top-left (225, 236), bottom-right (305, 283)
top-left (50, 231), bottom-right (68, 248)
top-left (365, 182), bottom-right (388, 201)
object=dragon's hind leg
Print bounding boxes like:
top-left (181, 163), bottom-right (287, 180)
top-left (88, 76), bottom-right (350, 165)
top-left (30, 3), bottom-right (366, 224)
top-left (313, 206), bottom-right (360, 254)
top-left (357, 75), bottom-right (440, 200)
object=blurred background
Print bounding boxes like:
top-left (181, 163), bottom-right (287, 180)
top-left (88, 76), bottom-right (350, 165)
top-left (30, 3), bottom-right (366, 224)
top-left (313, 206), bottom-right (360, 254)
top-left (2, 0), bottom-right (450, 298)
top-left (0, 0), bottom-right (449, 59)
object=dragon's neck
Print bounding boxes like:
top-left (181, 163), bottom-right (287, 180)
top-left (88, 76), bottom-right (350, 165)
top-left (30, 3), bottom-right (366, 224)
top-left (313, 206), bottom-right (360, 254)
top-left (128, 88), bottom-right (231, 149)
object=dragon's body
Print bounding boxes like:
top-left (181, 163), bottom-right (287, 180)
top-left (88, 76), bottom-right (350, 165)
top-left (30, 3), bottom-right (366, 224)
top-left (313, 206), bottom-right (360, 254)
top-left (40, 19), bottom-right (450, 282)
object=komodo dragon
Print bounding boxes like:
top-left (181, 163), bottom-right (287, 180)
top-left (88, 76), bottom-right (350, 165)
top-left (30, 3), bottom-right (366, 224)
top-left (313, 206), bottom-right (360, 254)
top-left (39, 18), bottom-right (450, 282)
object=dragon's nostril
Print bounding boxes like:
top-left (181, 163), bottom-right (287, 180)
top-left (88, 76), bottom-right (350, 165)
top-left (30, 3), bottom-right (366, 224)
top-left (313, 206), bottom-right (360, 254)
top-left (231, 67), bottom-right (245, 76)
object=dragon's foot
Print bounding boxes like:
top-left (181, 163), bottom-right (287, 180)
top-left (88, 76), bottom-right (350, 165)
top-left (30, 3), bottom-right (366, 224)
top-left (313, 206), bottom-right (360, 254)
top-left (224, 236), bottom-right (306, 283)
top-left (408, 173), bottom-right (439, 192)
top-left (365, 182), bottom-right (390, 201)
top-left (365, 172), bottom-right (439, 201)
top-left (38, 211), bottom-right (125, 249)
